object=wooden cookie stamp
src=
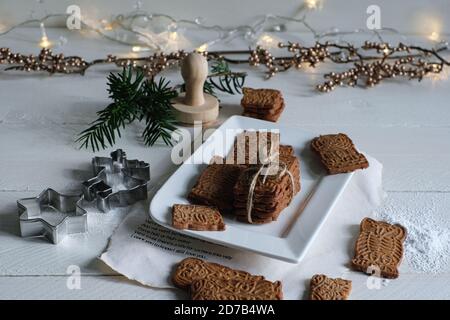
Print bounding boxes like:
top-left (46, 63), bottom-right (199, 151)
top-left (171, 52), bottom-right (219, 125)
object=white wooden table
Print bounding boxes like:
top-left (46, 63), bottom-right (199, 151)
top-left (0, 28), bottom-right (449, 299)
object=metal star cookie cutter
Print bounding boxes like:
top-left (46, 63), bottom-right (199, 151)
top-left (82, 149), bottom-right (150, 212)
top-left (17, 188), bottom-right (87, 244)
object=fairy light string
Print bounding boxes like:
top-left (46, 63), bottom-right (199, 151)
top-left (1, 1), bottom-right (446, 50)
top-left (0, 1), bottom-right (448, 92)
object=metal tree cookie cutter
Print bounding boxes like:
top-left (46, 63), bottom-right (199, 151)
top-left (17, 188), bottom-right (87, 244)
top-left (82, 149), bottom-right (150, 212)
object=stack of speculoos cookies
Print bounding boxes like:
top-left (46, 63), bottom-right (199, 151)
top-left (187, 131), bottom-right (300, 225)
top-left (241, 87), bottom-right (285, 122)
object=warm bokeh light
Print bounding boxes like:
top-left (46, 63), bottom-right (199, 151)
top-left (39, 22), bottom-right (51, 48)
top-left (431, 67), bottom-right (448, 84)
top-left (39, 36), bottom-right (51, 48)
top-left (428, 31), bottom-right (440, 42)
top-left (169, 31), bottom-right (178, 41)
top-left (414, 13), bottom-right (442, 42)
top-left (132, 46), bottom-right (142, 52)
top-left (101, 19), bottom-right (114, 31)
top-left (257, 33), bottom-right (282, 49)
top-left (196, 43), bottom-right (208, 52)
top-left (160, 30), bottom-right (192, 51)
top-left (305, 0), bottom-right (322, 10)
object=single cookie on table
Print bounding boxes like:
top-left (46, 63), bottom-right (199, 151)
top-left (309, 274), bottom-right (352, 300)
top-left (190, 278), bottom-right (283, 300)
top-left (172, 257), bottom-right (265, 290)
top-left (172, 204), bottom-right (225, 231)
top-left (188, 162), bottom-right (244, 213)
top-left (311, 133), bottom-right (369, 174)
top-left (241, 87), bottom-right (285, 122)
top-left (351, 217), bottom-right (407, 279)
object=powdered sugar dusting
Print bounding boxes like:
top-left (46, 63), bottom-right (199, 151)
top-left (376, 193), bottom-right (450, 274)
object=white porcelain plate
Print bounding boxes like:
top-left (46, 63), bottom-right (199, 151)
top-left (150, 116), bottom-right (353, 263)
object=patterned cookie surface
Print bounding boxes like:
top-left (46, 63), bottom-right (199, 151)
top-left (172, 257), bottom-right (263, 289)
top-left (191, 278), bottom-right (283, 300)
top-left (235, 159), bottom-right (299, 193)
top-left (241, 88), bottom-right (285, 122)
top-left (351, 217), bottom-right (407, 279)
top-left (309, 274), bottom-right (352, 300)
top-left (311, 133), bottom-right (369, 174)
top-left (172, 204), bottom-right (225, 231)
top-left (227, 131), bottom-right (281, 165)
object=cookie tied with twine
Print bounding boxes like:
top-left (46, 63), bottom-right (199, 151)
top-left (245, 154), bottom-right (295, 224)
top-left (233, 145), bottom-right (301, 224)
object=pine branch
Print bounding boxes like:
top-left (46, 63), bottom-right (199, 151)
top-left (77, 62), bottom-right (244, 151)
top-left (76, 101), bottom-right (137, 152)
top-left (77, 67), bottom-right (178, 151)
top-left (107, 66), bottom-right (144, 102)
top-left (140, 77), bottom-right (178, 146)
top-left (177, 60), bottom-right (247, 96)
top-left (207, 60), bottom-right (246, 94)
top-left (76, 68), bottom-right (142, 152)
top-left (202, 81), bottom-right (216, 97)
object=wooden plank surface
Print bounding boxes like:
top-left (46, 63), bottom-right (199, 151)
top-left (0, 273), bottom-right (448, 300)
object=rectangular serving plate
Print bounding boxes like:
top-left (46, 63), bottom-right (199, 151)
top-left (150, 115), bottom-right (352, 263)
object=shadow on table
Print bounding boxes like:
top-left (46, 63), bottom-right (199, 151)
top-left (346, 224), bottom-right (360, 261)
top-left (301, 279), bottom-right (311, 300)
top-left (64, 166), bottom-right (94, 186)
top-left (217, 102), bottom-right (242, 120)
top-left (300, 141), bottom-right (324, 178)
top-left (0, 202), bottom-right (21, 237)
